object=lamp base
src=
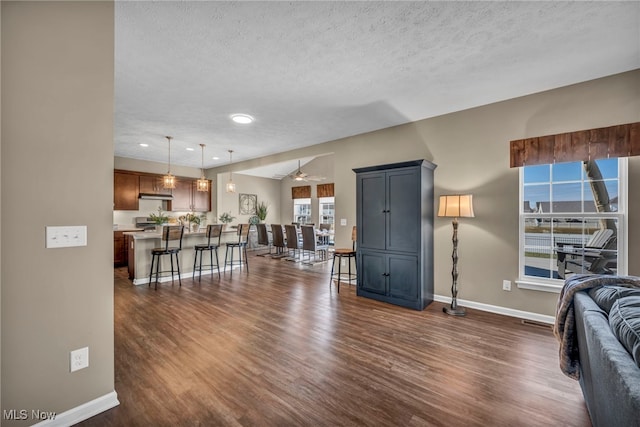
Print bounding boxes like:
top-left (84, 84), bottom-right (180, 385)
top-left (443, 306), bottom-right (466, 316)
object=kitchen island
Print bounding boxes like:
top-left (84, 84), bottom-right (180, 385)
top-left (124, 229), bottom-right (240, 285)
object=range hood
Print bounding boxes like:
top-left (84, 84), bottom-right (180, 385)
top-left (139, 193), bottom-right (173, 200)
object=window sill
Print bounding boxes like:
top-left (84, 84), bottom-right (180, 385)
top-left (516, 279), bottom-right (562, 293)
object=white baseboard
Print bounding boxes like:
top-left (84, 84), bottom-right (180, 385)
top-left (434, 294), bottom-right (556, 325)
top-left (33, 391), bottom-right (119, 427)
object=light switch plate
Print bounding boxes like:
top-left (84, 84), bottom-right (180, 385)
top-left (46, 226), bottom-right (87, 248)
top-left (340, 219), bottom-right (347, 226)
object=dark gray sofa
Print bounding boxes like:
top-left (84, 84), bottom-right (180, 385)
top-left (574, 289), bottom-right (640, 427)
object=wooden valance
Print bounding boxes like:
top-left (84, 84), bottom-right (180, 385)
top-left (316, 183), bottom-right (334, 198)
top-left (291, 185), bottom-right (311, 199)
top-left (510, 122), bottom-right (640, 167)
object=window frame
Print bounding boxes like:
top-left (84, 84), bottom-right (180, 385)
top-left (517, 158), bottom-right (628, 293)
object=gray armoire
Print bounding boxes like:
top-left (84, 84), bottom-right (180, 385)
top-left (354, 159), bottom-right (436, 310)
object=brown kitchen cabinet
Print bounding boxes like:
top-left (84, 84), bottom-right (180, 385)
top-left (168, 179), bottom-right (211, 212)
top-left (114, 231), bottom-right (127, 267)
top-left (127, 234), bottom-right (135, 279)
top-left (114, 171), bottom-right (139, 210)
top-left (139, 174), bottom-right (173, 196)
top-left (193, 181), bottom-right (212, 212)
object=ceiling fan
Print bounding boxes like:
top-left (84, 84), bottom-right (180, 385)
top-left (289, 160), bottom-right (325, 182)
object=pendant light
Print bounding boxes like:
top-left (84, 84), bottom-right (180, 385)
top-left (196, 144), bottom-right (209, 192)
top-left (225, 149), bottom-right (236, 193)
top-left (162, 136), bottom-right (176, 189)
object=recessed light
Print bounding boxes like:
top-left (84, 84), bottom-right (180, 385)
top-left (231, 114), bottom-right (254, 124)
top-left (212, 156), bottom-right (220, 160)
top-left (186, 147), bottom-right (195, 151)
top-left (139, 143), bottom-right (149, 147)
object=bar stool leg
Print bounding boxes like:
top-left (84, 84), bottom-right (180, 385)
top-left (215, 248), bottom-right (221, 278)
top-left (149, 255), bottom-right (155, 288)
top-left (170, 255), bottom-right (175, 285)
top-left (154, 255), bottom-right (161, 290)
top-left (329, 255), bottom-right (336, 289)
top-left (336, 256), bottom-right (342, 293)
top-left (193, 251), bottom-right (198, 280)
top-left (199, 249), bottom-right (205, 281)
top-left (175, 253), bottom-right (182, 287)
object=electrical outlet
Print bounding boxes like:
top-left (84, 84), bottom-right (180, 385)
top-left (70, 347), bottom-right (89, 372)
top-left (502, 280), bottom-right (512, 291)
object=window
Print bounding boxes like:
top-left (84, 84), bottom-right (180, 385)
top-left (318, 197), bottom-right (335, 230)
top-left (293, 198), bottom-right (312, 224)
top-left (519, 158), bottom-right (626, 286)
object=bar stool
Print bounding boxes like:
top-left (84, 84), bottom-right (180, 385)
top-left (224, 224), bottom-right (250, 274)
top-left (149, 225), bottom-right (184, 290)
top-left (193, 224), bottom-right (223, 281)
top-left (330, 226), bottom-right (357, 293)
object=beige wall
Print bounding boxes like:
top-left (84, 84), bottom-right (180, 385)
top-left (215, 172), bottom-right (281, 225)
top-left (212, 70), bottom-right (640, 317)
top-left (1, 2), bottom-right (115, 424)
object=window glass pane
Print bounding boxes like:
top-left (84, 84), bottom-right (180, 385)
top-left (523, 184), bottom-right (549, 213)
top-left (551, 182), bottom-right (582, 212)
top-left (555, 219), bottom-right (618, 278)
top-left (584, 158), bottom-right (618, 180)
top-left (319, 197), bottom-right (334, 228)
top-left (293, 198), bottom-right (312, 224)
top-left (523, 220), bottom-right (556, 279)
top-left (524, 164), bottom-right (550, 184)
top-left (553, 218), bottom-right (586, 247)
top-left (582, 181), bottom-right (619, 213)
top-left (552, 162), bottom-right (582, 182)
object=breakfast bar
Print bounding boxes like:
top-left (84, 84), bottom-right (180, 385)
top-left (124, 229), bottom-right (240, 285)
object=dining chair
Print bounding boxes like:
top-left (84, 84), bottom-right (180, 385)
top-left (301, 225), bottom-right (329, 264)
top-left (330, 225), bottom-right (357, 293)
top-left (224, 224), bottom-right (250, 274)
top-left (192, 224), bottom-right (223, 281)
top-left (149, 225), bottom-right (184, 290)
top-left (255, 223), bottom-right (273, 257)
top-left (270, 224), bottom-right (288, 258)
top-left (284, 224), bottom-right (301, 262)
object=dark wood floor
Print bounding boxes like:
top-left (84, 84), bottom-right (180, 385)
top-left (79, 253), bottom-right (591, 427)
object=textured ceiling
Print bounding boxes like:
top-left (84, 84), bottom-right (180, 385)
top-left (114, 1), bottom-right (640, 174)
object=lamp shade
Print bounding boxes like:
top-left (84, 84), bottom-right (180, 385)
top-left (438, 194), bottom-right (475, 218)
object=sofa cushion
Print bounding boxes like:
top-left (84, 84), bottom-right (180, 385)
top-left (609, 295), bottom-right (640, 369)
top-left (588, 285), bottom-right (640, 313)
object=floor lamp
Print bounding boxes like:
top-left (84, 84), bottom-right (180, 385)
top-left (438, 194), bottom-right (475, 316)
